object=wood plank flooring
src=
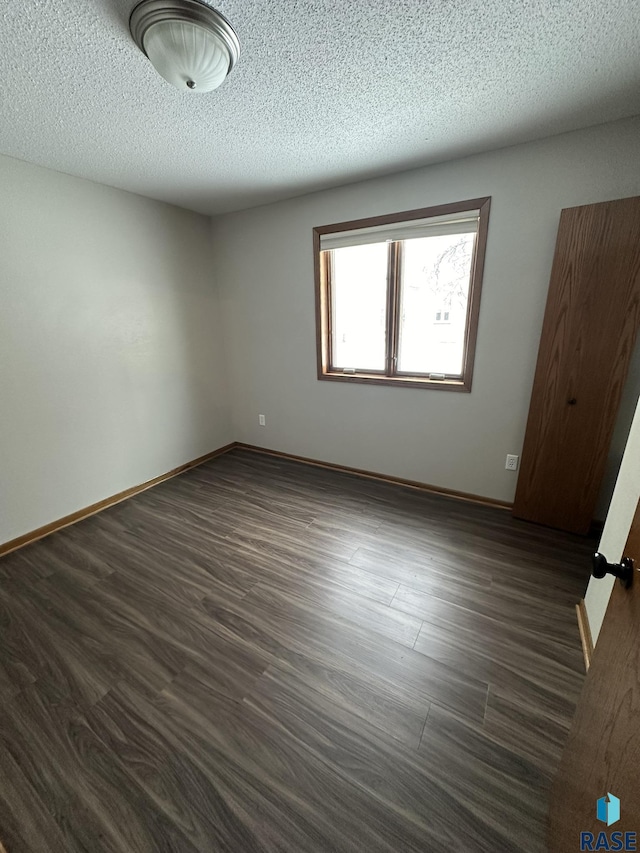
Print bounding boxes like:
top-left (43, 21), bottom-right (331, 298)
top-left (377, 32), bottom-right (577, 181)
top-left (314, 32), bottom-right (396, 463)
top-left (0, 449), bottom-right (593, 852)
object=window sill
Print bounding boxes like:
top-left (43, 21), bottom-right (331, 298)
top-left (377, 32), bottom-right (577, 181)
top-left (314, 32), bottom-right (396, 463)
top-left (318, 371), bottom-right (471, 392)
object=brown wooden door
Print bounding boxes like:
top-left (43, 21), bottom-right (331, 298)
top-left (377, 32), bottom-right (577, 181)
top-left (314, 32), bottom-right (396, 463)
top-left (548, 498), bottom-right (640, 849)
top-left (513, 196), bottom-right (640, 534)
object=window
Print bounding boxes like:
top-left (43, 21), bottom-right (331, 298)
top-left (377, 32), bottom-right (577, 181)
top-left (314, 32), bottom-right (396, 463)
top-left (313, 197), bottom-right (490, 391)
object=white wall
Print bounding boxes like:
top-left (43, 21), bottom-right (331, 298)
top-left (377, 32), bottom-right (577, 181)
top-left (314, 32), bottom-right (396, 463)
top-left (213, 116), bottom-right (640, 503)
top-left (4, 117), bottom-right (638, 546)
top-left (0, 154), bottom-right (231, 546)
top-left (585, 396), bottom-right (640, 643)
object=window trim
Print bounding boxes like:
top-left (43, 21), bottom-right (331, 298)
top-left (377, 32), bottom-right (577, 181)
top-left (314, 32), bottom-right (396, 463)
top-left (313, 196), bottom-right (491, 392)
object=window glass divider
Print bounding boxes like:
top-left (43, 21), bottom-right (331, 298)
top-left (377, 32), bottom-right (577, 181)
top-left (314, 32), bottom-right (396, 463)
top-left (384, 241), bottom-right (399, 376)
top-left (391, 241), bottom-right (403, 376)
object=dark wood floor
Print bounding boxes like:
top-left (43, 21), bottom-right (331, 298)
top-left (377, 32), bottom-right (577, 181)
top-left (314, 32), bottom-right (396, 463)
top-left (0, 449), bottom-right (593, 852)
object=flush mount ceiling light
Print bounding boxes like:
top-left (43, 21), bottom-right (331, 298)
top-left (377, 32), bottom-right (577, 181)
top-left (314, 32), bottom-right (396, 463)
top-left (129, 0), bottom-right (240, 93)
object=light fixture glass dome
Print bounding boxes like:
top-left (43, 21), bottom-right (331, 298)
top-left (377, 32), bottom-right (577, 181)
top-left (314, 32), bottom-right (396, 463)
top-left (143, 20), bottom-right (230, 91)
top-left (130, 0), bottom-right (240, 93)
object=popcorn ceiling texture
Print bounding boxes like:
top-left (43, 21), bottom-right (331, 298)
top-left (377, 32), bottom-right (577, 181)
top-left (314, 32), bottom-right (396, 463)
top-left (0, 0), bottom-right (639, 215)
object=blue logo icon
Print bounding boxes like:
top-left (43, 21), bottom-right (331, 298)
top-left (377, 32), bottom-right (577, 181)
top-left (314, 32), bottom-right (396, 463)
top-left (580, 794), bottom-right (635, 851)
top-left (598, 793), bottom-right (621, 827)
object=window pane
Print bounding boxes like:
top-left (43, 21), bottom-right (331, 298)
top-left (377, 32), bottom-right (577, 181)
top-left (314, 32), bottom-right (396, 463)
top-left (330, 242), bottom-right (388, 371)
top-left (397, 232), bottom-right (476, 375)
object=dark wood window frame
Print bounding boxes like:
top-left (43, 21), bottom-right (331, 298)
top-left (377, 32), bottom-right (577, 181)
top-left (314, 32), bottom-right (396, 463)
top-left (313, 197), bottom-right (491, 392)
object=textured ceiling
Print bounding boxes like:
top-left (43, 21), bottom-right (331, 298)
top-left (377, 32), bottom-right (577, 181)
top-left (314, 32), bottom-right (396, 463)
top-left (1, 0), bottom-right (639, 215)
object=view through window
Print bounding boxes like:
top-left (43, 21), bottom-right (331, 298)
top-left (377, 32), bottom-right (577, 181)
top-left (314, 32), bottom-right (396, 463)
top-left (314, 198), bottom-right (490, 390)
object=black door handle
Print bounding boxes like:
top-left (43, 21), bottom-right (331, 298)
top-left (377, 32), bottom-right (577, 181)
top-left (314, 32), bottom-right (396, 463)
top-left (592, 552), bottom-right (634, 589)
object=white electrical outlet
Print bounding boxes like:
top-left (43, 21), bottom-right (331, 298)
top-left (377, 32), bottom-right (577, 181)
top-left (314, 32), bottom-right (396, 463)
top-left (505, 454), bottom-right (519, 471)
top-left (258, 414), bottom-right (266, 426)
